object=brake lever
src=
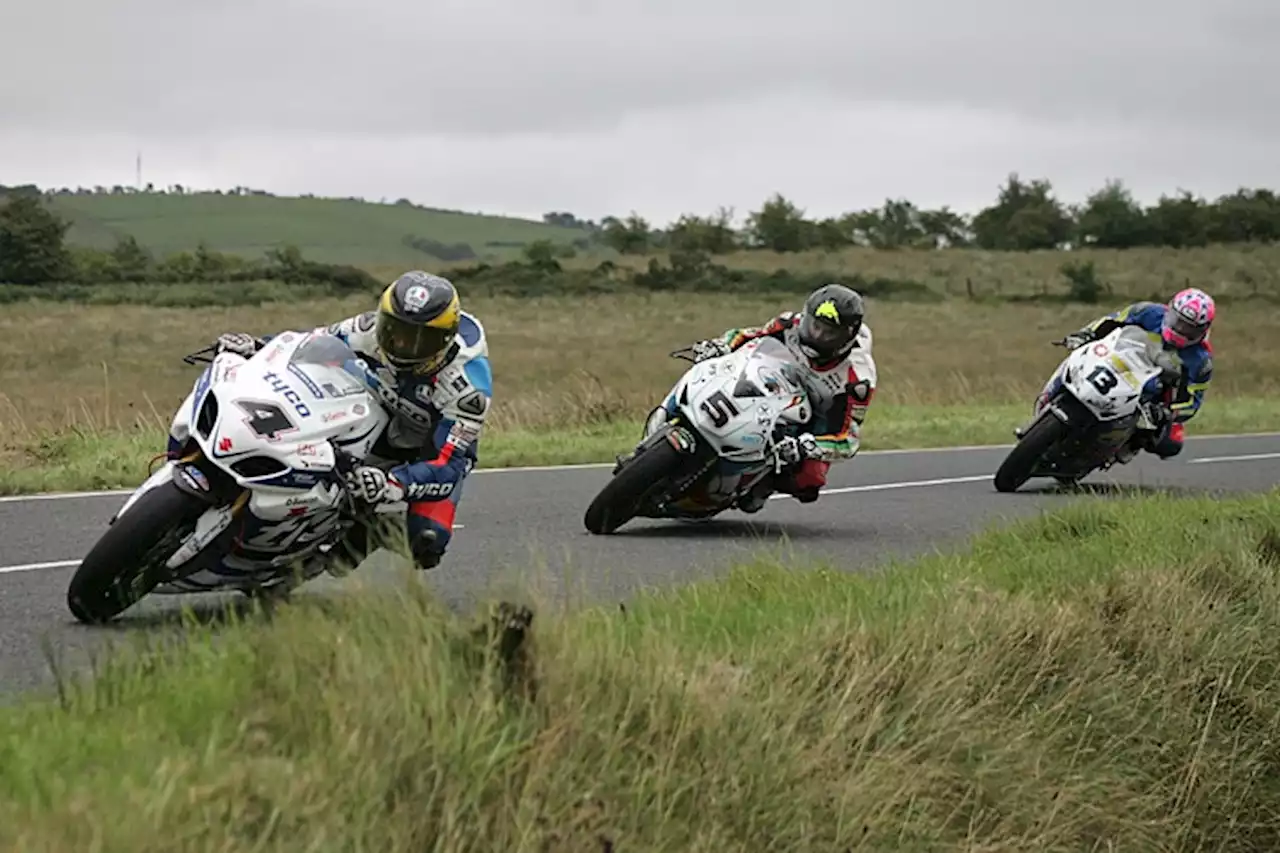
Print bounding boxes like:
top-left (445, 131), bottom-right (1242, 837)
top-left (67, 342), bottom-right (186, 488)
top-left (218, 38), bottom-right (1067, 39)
top-left (669, 346), bottom-right (698, 363)
top-left (182, 345), bottom-right (218, 366)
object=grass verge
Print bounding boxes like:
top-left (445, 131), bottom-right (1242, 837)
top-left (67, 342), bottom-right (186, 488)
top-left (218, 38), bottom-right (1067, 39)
top-left (3, 397), bottom-right (1277, 496)
top-left (4, 491), bottom-right (1280, 849)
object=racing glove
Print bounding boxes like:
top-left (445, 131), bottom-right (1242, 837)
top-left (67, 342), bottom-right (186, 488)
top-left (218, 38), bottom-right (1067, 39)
top-left (691, 339), bottom-right (731, 362)
top-left (215, 332), bottom-right (263, 358)
top-left (773, 433), bottom-right (820, 467)
top-left (345, 466), bottom-right (406, 505)
top-left (1060, 332), bottom-right (1092, 351)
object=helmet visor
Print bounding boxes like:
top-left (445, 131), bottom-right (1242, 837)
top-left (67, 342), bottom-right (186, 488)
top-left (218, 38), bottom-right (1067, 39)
top-left (375, 312), bottom-right (455, 370)
top-left (1163, 306), bottom-right (1207, 345)
top-left (798, 313), bottom-right (858, 360)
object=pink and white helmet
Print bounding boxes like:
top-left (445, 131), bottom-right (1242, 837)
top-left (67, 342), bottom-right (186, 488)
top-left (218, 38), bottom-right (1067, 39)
top-left (1162, 287), bottom-right (1215, 348)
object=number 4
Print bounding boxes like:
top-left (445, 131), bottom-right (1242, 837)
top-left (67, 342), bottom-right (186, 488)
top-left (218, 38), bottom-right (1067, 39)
top-left (700, 390), bottom-right (740, 428)
top-left (235, 400), bottom-right (296, 441)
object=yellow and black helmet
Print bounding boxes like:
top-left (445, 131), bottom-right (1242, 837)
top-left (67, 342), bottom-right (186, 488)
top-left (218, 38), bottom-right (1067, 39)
top-left (375, 271), bottom-right (461, 375)
top-left (797, 283), bottom-right (865, 366)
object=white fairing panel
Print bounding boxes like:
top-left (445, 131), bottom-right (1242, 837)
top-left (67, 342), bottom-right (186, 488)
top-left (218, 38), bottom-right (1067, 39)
top-left (674, 337), bottom-right (812, 464)
top-left (1058, 326), bottom-right (1164, 423)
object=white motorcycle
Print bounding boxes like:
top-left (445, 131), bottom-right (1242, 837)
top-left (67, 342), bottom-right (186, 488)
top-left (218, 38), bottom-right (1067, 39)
top-left (993, 324), bottom-right (1183, 493)
top-left (583, 336), bottom-right (814, 534)
top-left (67, 331), bottom-right (406, 624)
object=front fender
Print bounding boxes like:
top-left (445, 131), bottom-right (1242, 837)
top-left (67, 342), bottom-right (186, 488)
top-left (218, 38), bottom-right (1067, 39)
top-left (112, 462), bottom-right (179, 523)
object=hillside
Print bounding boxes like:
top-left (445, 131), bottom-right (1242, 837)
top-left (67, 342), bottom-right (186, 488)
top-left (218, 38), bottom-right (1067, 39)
top-left (46, 192), bottom-right (592, 266)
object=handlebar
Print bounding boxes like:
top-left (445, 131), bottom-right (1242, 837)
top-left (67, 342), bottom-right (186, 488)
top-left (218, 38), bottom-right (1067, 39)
top-left (669, 345), bottom-right (698, 363)
top-left (182, 344), bottom-right (218, 366)
top-left (331, 445), bottom-right (359, 480)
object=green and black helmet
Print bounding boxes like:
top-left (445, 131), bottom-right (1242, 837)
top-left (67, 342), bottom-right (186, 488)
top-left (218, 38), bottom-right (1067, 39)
top-left (375, 271), bottom-right (461, 376)
top-left (797, 283), bottom-right (865, 367)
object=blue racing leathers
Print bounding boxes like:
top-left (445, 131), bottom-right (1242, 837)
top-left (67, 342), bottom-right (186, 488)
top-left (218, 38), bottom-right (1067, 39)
top-left (323, 308), bottom-right (492, 564)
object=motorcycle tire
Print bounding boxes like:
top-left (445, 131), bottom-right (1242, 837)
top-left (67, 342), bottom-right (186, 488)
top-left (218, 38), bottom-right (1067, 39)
top-left (67, 481), bottom-right (209, 624)
top-left (584, 436), bottom-right (687, 535)
top-left (994, 413), bottom-right (1070, 494)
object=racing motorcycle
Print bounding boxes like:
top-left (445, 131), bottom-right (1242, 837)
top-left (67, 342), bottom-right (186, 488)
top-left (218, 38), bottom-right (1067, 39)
top-left (583, 336), bottom-right (813, 534)
top-left (66, 331), bottom-right (406, 624)
top-left (993, 324), bottom-right (1183, 493)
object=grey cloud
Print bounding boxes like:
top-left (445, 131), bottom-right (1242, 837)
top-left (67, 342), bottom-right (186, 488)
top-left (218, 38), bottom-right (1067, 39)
top-left (4, 0), bottom-right (1278, 137)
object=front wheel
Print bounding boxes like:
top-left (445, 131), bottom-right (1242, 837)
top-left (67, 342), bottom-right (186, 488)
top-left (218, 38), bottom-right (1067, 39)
top-left (994, 413), bottom-right (1070, 493)
top-left (584, 435), bottom-right (689, 535)
top-left (67, 481), bottom-right (211, 624)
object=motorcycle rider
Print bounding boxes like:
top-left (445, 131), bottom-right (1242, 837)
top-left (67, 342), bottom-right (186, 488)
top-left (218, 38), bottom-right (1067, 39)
top-left (1051, 286), bottom-right (1215, 461)
top-left (688, 283), bottom-right (877, 513)
top-left (202, 270), bottom-right (491, 579)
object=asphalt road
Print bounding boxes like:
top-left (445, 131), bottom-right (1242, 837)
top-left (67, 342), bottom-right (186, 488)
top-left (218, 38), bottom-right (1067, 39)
top-left (2, 432), bottom-right (1279, 696)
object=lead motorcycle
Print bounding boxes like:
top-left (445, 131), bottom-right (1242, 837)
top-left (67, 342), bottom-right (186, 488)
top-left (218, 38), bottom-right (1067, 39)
top-left (66, 331), bottom-right (409, 624)
top-left (993, 324), bottom-right (1183, 493)
top-left (583, 336), bottom-right (814, 534)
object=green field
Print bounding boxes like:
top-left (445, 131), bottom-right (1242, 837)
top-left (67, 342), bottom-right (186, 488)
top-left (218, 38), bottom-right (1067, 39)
top-left (4, 292), bottom-right (1278, 494)
top-left (4, 491), bottom-right (1280, 850)
top-left (47, 192), bottom-right (591, 266)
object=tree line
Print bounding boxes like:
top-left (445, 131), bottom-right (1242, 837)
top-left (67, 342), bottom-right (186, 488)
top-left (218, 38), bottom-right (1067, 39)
top-left (0, 193), bottom-right (379, 290)
top-left (551, 175), bottom-right (1280, 255)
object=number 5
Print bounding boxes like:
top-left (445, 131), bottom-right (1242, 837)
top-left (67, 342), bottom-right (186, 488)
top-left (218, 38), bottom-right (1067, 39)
top-left (700, 390), bottom-right (740, 428)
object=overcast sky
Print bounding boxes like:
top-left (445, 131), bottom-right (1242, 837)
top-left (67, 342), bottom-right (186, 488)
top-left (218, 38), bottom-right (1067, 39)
top-left (2, 0), bottom-right (1275, 225)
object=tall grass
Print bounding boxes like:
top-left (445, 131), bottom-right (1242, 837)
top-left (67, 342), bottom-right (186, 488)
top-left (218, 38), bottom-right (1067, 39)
top-left (3, 491), bottom-right (1280, 850)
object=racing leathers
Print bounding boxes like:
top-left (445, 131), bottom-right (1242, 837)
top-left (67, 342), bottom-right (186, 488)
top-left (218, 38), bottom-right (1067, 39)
top-left (1053, 301), bottom-right (1212, 460)
top-left (319, 308), bottom-right (491, 568)
top-left (692, 311), bottom-right (877, 512)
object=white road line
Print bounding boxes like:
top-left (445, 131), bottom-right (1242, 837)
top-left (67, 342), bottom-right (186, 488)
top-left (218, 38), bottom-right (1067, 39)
top-left (1188, 452), bottom-right (1280, 465)
top-left (0, 488), bottom-right (128, 504)
top-left (0, 559), bottom-right (79, 575)
top-left (2, 430), bottom-right (1277, 507)
top-left (0, 524), bottom-right (466, 576)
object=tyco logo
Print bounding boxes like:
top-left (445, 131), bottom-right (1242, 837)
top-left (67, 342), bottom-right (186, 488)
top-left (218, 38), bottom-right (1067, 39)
top-left (262, 372), bottom-right (312, 417)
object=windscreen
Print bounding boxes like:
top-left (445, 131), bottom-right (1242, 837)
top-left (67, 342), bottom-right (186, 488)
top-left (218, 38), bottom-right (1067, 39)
top-left (737, 337), bottom-right (805, 398)
top-left (288, 334), bottom-right (369, 398)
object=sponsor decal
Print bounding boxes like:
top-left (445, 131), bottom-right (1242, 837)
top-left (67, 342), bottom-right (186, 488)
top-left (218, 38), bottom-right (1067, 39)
top-left (404, 481), bottom-right (454, 499)
top-left (262, 372), bottom-right (312, 418)
top-left (177, 466), bottom-right (210, 491)
top-left (457, 390), bottom-right (487, 416)
top-left (667, 426), bottom-right (696, 453)
top-left (404, 285), bottom-right (430, 311)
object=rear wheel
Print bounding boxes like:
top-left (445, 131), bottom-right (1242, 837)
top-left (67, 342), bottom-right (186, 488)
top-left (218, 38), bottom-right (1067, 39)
top-left (994, 413), bottom-right (1070, 493)
top-left (67, 481), bottom-right (210, 624)
top-left (584, 435), bottom-right (690, 535)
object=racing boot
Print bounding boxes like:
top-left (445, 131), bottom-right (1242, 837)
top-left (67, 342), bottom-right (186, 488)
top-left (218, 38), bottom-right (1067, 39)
top-left (734, 477), bottom-right (776, 514)
top-left (1112, 434), bottom-right (1143, 466)
top-left (410, 528), bottom-right (444, 570)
